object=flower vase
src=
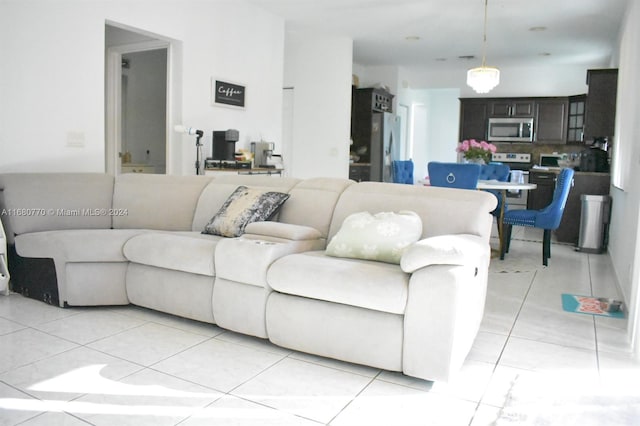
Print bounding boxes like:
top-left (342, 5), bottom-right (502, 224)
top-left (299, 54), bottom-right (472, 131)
top-left (465, 157), bottom-right (485, 165)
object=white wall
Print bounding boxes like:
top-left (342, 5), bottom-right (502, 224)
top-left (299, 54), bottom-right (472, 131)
top-left (0, 0), bottom-right (284, 175)
top-left (283, 32), bottom-right (353, 179)
top-left (607, 0), bottom-right (640, 353)
top-left (394, 88), bottom-right (461, 182)
top-left (400, 63), bottom-right (593, 97)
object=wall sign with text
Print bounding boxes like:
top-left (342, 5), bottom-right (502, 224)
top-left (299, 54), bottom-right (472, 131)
top-left (212, 79), bottom-right (246, 108)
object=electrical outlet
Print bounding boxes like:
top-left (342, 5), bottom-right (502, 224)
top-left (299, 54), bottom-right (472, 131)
top-left (66, 131), bottom-right (85, 147)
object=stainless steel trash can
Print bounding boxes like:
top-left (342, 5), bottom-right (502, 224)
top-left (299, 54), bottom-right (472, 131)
top-left (577, 194), bottom-right (611, 253)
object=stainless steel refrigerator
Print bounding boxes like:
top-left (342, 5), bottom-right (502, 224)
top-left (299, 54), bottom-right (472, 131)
top-left (353, 111), bottom-right (401, 182)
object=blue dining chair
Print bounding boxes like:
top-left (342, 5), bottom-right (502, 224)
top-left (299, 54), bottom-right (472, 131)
top-left (500, 168), bottom-right (575, 266)
top-left (427, 162), bottom-right (481, 190)
top-left (392, 160), bottom-right (414, 184)
top-left (479, 163), bottom-right (511, 216)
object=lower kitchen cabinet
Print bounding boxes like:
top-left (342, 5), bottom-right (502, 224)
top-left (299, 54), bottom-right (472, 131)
top-left (556, 172), bottom-right (610, 244)
top-left (527, 171), bottom-right (557, 210)
top-left (349, 164), bottom-right (371, 182)
top-left (527, 170), bottom-right (610, 244)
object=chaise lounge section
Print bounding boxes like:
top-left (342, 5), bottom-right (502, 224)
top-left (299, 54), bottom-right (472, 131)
top-left (0, 172), bottom-right (496, 382)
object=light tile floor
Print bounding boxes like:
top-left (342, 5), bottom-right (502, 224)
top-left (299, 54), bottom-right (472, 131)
top-left (1, 227), bottom-right (638, 425)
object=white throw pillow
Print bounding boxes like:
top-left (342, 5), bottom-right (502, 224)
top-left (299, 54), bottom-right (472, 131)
top-left (326, 211), bottom-right (422, 264)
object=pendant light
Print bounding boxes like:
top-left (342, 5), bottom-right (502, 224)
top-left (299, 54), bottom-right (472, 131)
top-left (467, 0), bottom-right (500, 93)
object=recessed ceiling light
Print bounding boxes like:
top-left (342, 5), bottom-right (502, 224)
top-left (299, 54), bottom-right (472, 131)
top-left (529, 26), bottom-right (547, 32)
top-left (405, 36), bottom-right (420, 41)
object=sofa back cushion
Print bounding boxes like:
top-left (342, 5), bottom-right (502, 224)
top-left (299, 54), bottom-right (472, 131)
top-left (0, 173), bottom-right (114, 243)
top-left (192, 175), bottom-right (300, 232)
top-left (277, 178), bottom-right (354, 240)
top-left (113, 174), bottom-right (213, 231)
top-left (328, 182), bottom-right (496, 242)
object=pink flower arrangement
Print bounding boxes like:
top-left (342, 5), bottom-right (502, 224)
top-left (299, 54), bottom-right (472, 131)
top-left (456, 139), bottom-right (497, 163)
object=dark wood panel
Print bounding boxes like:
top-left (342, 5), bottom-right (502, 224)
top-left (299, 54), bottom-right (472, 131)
top-left (584, 69), bottom-right (618, 140)
top-left (350, 87), bottom-right (394, 182)
top-left (535, 98), bottom-right (568, 144)
top-left (459, 99), bottom-right (488, 141)
top-left (555, 173), bottom-right (610, 244)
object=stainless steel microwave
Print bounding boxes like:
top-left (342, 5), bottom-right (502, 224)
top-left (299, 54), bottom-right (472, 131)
top-left (487, 118), bottom-right (534, 142)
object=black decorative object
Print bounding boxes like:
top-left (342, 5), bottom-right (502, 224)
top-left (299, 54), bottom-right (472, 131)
top-left (213, 79), bottom-right (245, 108)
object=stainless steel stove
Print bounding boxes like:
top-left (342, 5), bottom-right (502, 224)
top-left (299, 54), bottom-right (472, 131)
top-left (491, 153), bottom-right (532, 209)
top-left (491, 152), bottom-right (532, 170)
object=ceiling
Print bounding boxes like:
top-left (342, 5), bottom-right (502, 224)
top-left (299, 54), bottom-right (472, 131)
top-left (247, 0), bottom-right (629, 72)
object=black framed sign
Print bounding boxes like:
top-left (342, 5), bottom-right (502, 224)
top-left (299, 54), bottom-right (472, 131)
top-left (212, 79), bottom-right (246, 108)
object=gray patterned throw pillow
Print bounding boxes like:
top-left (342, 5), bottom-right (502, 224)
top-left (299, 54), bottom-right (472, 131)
top-left (203, 186), bottom-right (290, 237)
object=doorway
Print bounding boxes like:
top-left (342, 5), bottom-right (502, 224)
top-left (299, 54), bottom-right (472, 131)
top-left (105, 24), bottom-right (170, 175)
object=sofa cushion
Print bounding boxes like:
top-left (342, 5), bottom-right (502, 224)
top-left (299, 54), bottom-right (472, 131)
top-left (276, 178), bottom-right (355, 240)
top-left (328, 182), bottom-right (497, 242)
top-left (202, 186), bottom-right (290, 237)
top-left (112, 174), bottom-right (213, 231)
top-left (267, 251), bottom-right (409, 315)
top-left (15, 229), bottom-right (149, 262)
top-left (0, 173), bottom-right (114, 243)
top-left (326, 211), bottom-right (422, 264)
top-left (123, 232), bottom-right (222, 276)
top-left (192, 176), bottom-right (300, 232)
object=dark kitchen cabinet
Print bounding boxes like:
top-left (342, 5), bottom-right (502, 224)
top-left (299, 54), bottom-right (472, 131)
top-left (489, 99), bottom-right (535, 117)
top-left (584, 69), bottom-right (618, 140)
top-left (556, 173), bottom-right (610, 244)
top-left (527, 171), bottom-right (557, 210)
top-left (461, 97), bottom-right (569, 143)
top-left (527, 170), bottom-right (611, 244)
top-left (348, 164), bottom-right (370, 182)
top-left (459, 99), bottom-right (488, 141)
top-left (351, 87), bottom-right (395, 182)
top-left (535, 98), bottom-right (568, 144)
top-left (567, 95), bottom-right (587, 144)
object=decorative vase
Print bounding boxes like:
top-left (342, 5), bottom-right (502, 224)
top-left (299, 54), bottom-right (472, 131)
top-left (465, 157), bottom-right (486, 165)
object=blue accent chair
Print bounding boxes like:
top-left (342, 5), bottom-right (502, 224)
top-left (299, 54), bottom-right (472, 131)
top-left (427, 162), bottom-right (481, 190)
top-left (479, 163), bottom-right (511, 216)
top-left (392, 160), bottom-right (414, 184)
top-left (500, 168), bottom-right (575, 266)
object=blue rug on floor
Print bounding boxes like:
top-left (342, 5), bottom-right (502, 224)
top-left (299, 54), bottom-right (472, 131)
top-left (561, 294), bottom-right (624, 318)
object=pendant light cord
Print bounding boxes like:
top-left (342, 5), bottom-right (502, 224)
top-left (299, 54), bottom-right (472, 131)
top-left (481, 0), bottom-right (488, 67)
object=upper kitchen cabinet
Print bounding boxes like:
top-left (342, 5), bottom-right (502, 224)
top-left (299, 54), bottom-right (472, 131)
top-left (583, 69), bottom-right (618, 141)
top-left (566, 95), bottom-right (586, 144)
top-left (535, 98), bottom-right (569, 144)
top-left (489, 99), bottom-right (535, 118)
top-left (459, 99), bottom-right (488, 141)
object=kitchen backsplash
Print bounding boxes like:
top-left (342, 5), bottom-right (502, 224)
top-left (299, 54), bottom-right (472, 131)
top-left (494, 143), bottom-right (585, 165)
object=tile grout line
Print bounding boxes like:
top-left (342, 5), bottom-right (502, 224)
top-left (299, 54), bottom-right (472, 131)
top-left (587, 253), bottom-right (603, 378)
top-left (470, 268), bottom-right (538, 425)
top-left (326, 371), bottom-right (382, 426)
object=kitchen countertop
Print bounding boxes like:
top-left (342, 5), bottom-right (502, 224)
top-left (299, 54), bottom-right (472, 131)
top-left (529, 167), bottom-right (610, 176)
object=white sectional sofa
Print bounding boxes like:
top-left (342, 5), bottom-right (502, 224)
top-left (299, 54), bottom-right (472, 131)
top-left (0, 172), bottom-right (496, 382)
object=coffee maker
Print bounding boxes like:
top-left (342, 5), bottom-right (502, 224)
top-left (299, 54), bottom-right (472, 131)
top-left (212, 129), bottom-right (239, 161)
top-left (251, 141), bottom-right (275, 167)
top-left (579, 137), bottom-right (610, 173)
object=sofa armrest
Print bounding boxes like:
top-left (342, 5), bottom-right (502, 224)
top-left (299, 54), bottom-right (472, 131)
top-left (403, 260), bottom-right (489, 382)
top-left (244, 221), bottom-right (322, 241)
top-left (400, 234), bottom-right (489, 274)
top-left (215, 235), bottom-right (325, 288)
